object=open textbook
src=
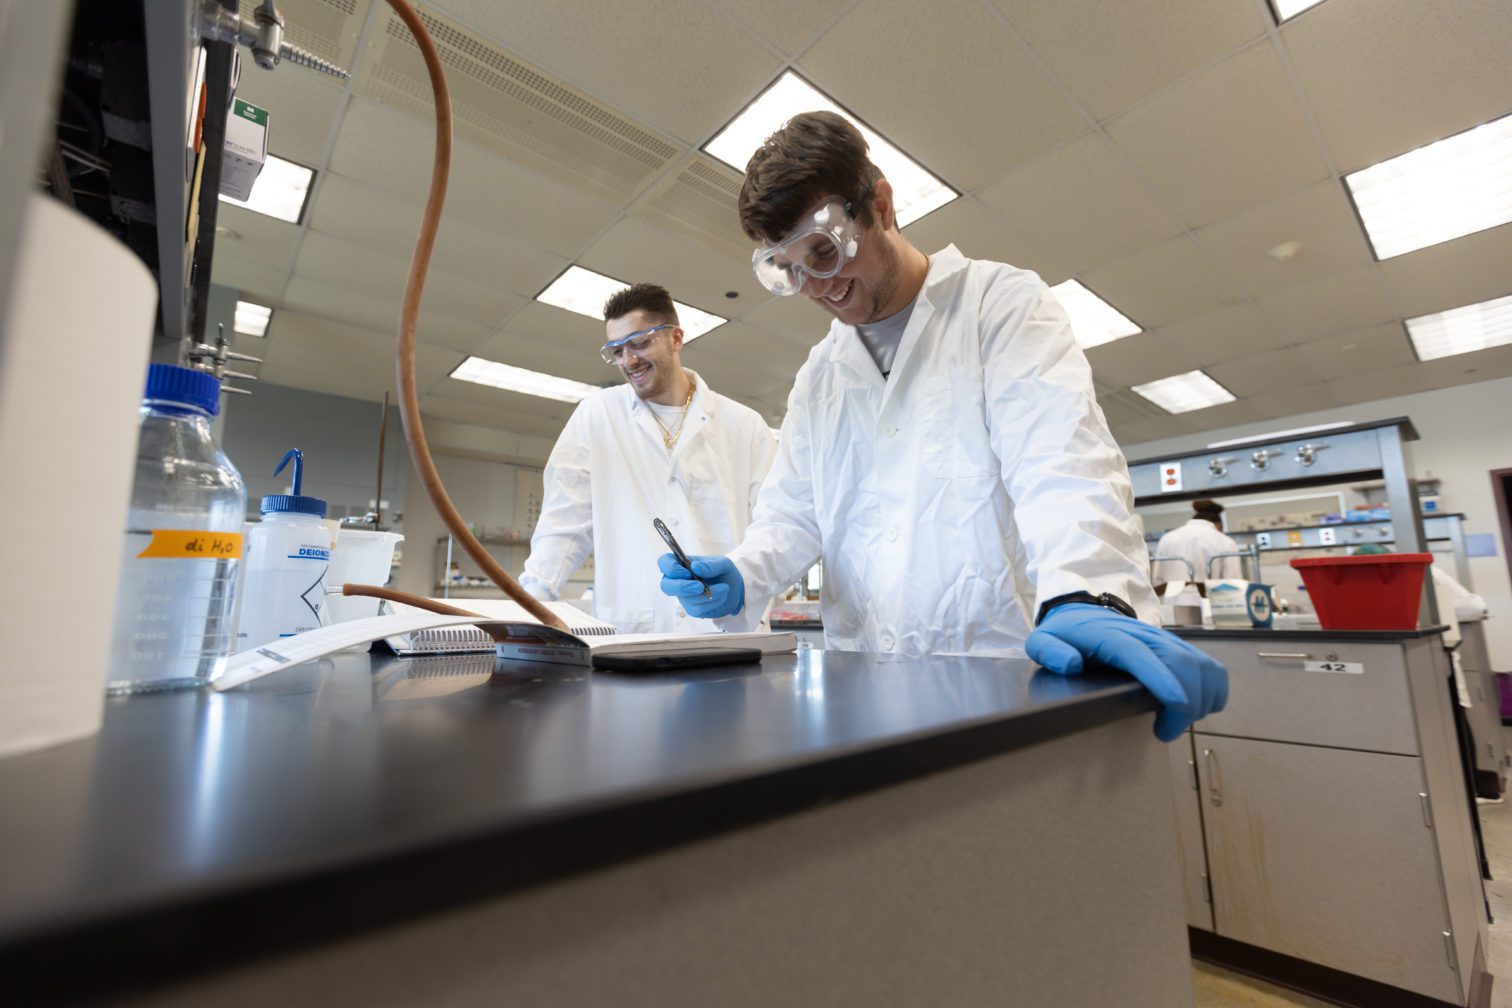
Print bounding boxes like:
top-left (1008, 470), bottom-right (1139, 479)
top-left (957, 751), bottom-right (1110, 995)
top-left (381, 597), bottom-right (795, 666)
top-left (213, 599), bottom-right (795, 690)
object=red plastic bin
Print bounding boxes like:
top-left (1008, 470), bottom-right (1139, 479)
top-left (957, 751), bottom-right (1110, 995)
top-left (1290, 553), bottom-right (1432, 630)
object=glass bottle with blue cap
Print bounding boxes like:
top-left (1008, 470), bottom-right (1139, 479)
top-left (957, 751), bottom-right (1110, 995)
top-left (237, 449), bottom-right (331, 649)
top-left (109, 364), bottom-right (247, 693)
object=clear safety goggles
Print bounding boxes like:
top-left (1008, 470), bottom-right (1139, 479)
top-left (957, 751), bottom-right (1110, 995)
top-left (751, 197), bottom-right (861, 296)
top-left (600, 323), bottom-right (675, 365)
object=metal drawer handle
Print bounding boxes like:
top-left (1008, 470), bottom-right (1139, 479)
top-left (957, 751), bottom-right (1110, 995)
top-left (1204, 748), bottom-right (1222, 807)
top-left (1256, 652), bottom-right (1312, 660)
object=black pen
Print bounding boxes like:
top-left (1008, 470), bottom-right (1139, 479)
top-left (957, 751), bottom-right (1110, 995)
top-left (653, 518), bottom-right (712, 598)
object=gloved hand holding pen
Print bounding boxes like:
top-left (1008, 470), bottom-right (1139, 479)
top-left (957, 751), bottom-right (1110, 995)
top-left (658, 553), bottom-right (744, 619)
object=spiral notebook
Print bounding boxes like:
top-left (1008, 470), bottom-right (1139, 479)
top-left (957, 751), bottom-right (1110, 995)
top-left (382, 599), bottom-right (613, 655)
top-left (381, 597), bottom-right (795, 668)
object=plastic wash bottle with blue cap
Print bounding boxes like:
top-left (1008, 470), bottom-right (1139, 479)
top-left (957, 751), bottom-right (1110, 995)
top-left (109, 364), bottom-right (247, 692)
top-left (237, 449), bottom-right (331, 649)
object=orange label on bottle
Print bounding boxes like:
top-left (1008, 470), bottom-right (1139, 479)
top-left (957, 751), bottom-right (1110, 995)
top-left (136, 529), bottom-right (244, 559)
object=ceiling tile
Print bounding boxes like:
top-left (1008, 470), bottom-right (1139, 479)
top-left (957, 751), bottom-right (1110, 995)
top-left (1206, 346), bottom-right (1309, 398)
top-left (1154, 304), bottom-right (1287, 366)
top-left (1085, 332), bottom-right (1190, 387)
top-left (1415, 344), bottom-right (1512, 389)
top-left (978, 133), bottom-right (1183, 274)
top-left (230, 59), bottom-right (347, 168)
top-left (1081, 235), bottom-right (1243, 328)
top-left (1195, 180), bottom-right (1375, 299)
top-left (902, 197), bottom-right (1073, 285)
top-left (420, 390), bottom-right (576, 436)
top-left (292, 231), bottom-right (519, 330)
top-left (326, 98), bottom-right (621, 259)
top-left (279, 276), bottom-right (499, 354)
top-left (1105, 42), bottom-right (1329, 228)
top-left (1326, 362), bottom-right (1445, 407)
top-left (1242, 381), bottom-right (1343, 421)
top-left (682, 321), bottom-right (810, 393)
top-left (1257, 268), bottom-right (1395, 342)
top-left (716, 0), bottom-right (852, 55)
top-left (1282, 0), bottom-right (1512, 172)
top-left (209, 257), bottom-right (287, 302)
top-left (1377, 223), bottom-right (1512, 319)
top-left (801, 0), bottom-right (1087, 190)
top-left (989, 0), bottom-right (1267, 121)
top-left (578, 215), bottom-right (751, 319)
top-left (213, 204), bottom-right (302, 270)
top-left (738, 292), bottom-right (839, 352)
top-left (1293, 323), bottom-right (1414, 382)
top-left (309, 173), bottom-right (569, 299)
top-left (432, 0), bottom-right (780, 142)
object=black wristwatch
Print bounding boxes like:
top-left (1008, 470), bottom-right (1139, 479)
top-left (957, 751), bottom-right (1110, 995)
top-left (1035, 591), bottom-right (1137, 626)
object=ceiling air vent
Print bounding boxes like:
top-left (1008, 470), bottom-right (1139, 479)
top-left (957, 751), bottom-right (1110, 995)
top-left (642, 155), bottom-right (751, 260)
top-left (363, 7), bottom-right (679, 203)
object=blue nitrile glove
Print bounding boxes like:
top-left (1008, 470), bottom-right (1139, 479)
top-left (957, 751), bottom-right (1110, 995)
top-left (658, 553), bottom-right (744, 619)
top-left (1026, 603), bottom-right (1228, 742)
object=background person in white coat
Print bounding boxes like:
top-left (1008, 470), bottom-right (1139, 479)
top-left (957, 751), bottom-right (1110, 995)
top-left (520, 283), bottom-right (777, 634)
top-left (1152, 499), bottom-right (1243, 596)
top-left (657, 112), bottom-right (1225, 741)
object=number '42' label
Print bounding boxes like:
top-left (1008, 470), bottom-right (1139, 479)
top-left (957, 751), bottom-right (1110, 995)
top-left (1305, 660), bottom-right (1364, 675)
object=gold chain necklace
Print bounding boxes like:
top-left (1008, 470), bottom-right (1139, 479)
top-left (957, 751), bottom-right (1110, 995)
top-left (650, 375), bottom-right (695, 450)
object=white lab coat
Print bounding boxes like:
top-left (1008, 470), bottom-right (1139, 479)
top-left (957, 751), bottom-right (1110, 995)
top-left (521, 370), bottom-right (777, 634)
top-left (1153, 518), bottom-right (1243, 585)
top-left (718, 245), bottom-right (1158, 657)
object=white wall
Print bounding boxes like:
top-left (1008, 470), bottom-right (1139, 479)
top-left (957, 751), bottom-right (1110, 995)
top-left (219, 382), bottom-right (408, 524)
top-left (1120, 376), bottom-right (1512, 670)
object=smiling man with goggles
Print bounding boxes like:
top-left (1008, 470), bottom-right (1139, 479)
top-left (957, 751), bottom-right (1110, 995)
top-left (751, 196), bottom-right (861, 296)
top-left (600, 322), bottom-right (676, 365)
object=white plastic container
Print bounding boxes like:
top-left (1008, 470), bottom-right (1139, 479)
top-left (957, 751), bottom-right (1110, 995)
top-left (324, 529), bottom-right (404, 624)
top-left (237, 450), bottom-right (331, 649)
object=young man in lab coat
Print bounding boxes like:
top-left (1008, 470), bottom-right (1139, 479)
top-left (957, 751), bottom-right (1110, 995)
top-left (520, 283), bottom-right (777, 634)
top-left (1152, 499), bottom-right (1244, 596)
top-left (658, 112), bottom-right (1225, 741)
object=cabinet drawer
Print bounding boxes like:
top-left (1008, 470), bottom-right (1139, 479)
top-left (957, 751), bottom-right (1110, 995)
top-left (1194, 734), bottom-right (1459, 1003)
top-left (1191, 639), bottom-right (1418, 754)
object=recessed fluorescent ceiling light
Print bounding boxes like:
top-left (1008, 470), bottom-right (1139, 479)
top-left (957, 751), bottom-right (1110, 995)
top-left (703, 71), bottom-right (957, 228)
top-left (1406, 293), bottom-right (1512, 361)
top-left (233, 300), bottom-right (272, 337)
top-left (218, 154), bottom-right (314, 223)
top-left (450, 356), bottom-right (600, 404)
top-left (1206, 421), bottom-right (1353, 449)
top-left (1271, 0), bottom-right (1328, 20)
top-left (1050, 279), bottom-right (1141, 349)
top-left (536, 266), bottom-right (726, 340)
top-left (1345, 112), bottom-right (1512, 259)
top-left (1131, 370), bottom-right (1235, 415)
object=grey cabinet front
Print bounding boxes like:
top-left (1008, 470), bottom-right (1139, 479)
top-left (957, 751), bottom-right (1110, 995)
top-left (1194, 733), bottom-right (1461, 1004)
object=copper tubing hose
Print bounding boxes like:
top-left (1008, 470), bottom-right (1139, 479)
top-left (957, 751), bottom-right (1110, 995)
top-left (354, 0), bottom-right (566, 631)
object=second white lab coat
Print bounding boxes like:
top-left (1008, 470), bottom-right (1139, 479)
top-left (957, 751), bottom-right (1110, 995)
top-left (521, 371), bottom-right (777, 634)
top-left (718, 245), bottom-right (1158, 658)
top-left (1153, 518), bottom-right (1243, 585)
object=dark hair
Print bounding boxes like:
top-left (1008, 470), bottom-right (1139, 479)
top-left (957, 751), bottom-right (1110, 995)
top-left (738, 111), bottom-right (884, 242)
top-left (1193, 499), bottom-right (1224, 522)
top-left (602, 283), bottom-right (679, 325)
